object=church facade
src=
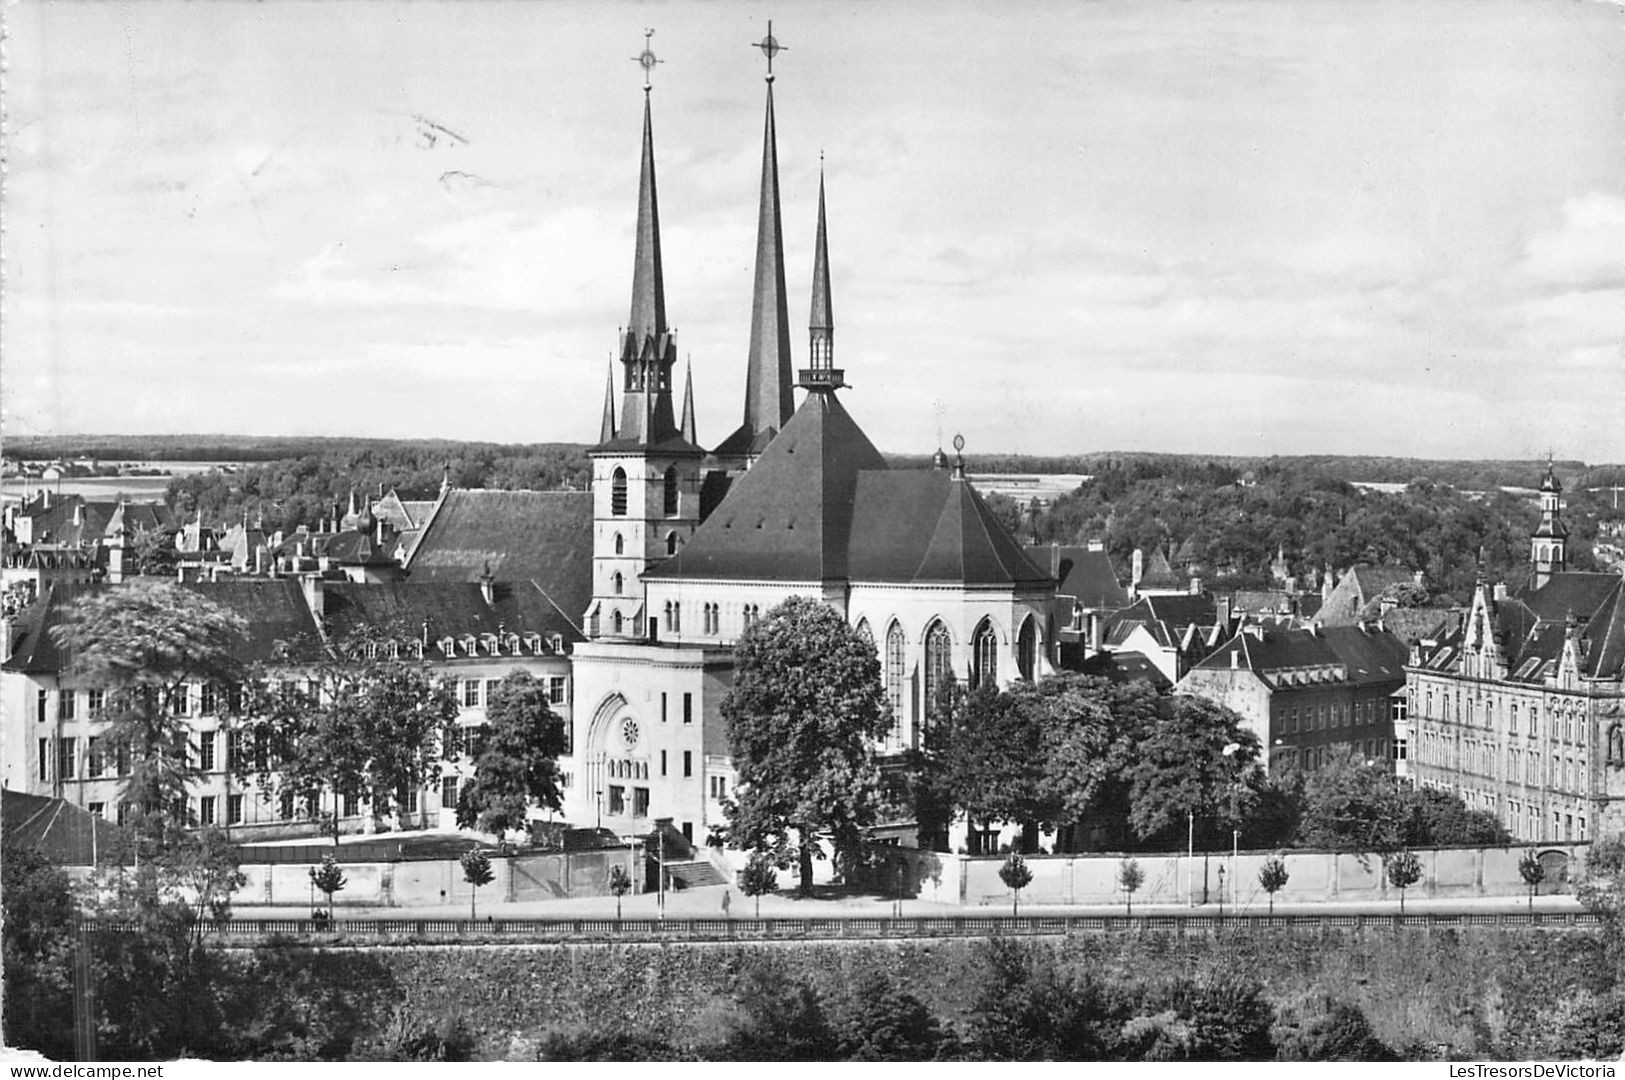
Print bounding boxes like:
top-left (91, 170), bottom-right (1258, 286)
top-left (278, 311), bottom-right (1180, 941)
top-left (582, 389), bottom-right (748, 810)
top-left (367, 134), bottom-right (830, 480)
top-left (562, 52), bottom-right (1056, 844)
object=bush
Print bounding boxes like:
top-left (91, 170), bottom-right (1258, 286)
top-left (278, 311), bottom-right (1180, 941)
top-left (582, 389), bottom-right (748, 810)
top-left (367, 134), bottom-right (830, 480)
top-left (1271, 993), bottom-right (1398, 1061)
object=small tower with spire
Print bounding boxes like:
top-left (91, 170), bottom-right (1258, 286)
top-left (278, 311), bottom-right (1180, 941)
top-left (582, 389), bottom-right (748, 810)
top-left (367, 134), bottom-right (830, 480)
top-left (586, 31), bottom-right (705, 640)
top-left (798, 166), bottom-right (844, 392)
top-left (1531, 458), bottom-right (1568, 589)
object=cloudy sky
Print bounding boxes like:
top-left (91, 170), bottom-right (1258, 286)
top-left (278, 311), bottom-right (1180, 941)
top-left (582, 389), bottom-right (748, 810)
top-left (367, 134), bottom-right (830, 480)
top-left (5, 1), bottom-right (1623, 462)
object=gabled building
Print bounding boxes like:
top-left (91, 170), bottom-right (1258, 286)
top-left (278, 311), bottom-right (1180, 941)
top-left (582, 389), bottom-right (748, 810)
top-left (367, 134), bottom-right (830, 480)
top-left (1178, 622), bottom-right (1410, 774)
top-left (1407, 466), bottom-right (1625, 842)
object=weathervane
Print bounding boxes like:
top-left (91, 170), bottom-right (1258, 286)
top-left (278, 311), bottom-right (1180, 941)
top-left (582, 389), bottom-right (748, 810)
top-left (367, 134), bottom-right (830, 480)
top-left (753, 21), bottom-right (785, 80)
top-left (634, 28), bottom-right (662, 91)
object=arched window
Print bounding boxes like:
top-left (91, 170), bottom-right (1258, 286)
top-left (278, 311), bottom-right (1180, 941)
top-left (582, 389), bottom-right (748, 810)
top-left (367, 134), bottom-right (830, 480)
top-left (614, 533), bottom-right (624, 555)
top-left (663, 466), bottom-right (679, 516)
top-left (1017, 615), bottom-right (1037, 681)
top-left (613, 571), bottom-right (624, 595)
top-left (611, 468), bottom-right (628, 517)
top-left (666, 531), bottom-right (679, 556)
top-left (853, 618), bottom-right (872, 641)
top-left (884, 622), bottom-right (906, 740)
top-left (971, 619), bottom-right (998, 690)
top-left (923, 620), bottom-right (953, 720)
top-left (612, 610), bottom-right (624, 635)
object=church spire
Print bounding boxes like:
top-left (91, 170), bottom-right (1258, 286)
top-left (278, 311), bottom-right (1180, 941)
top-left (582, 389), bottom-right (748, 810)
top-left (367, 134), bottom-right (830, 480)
top-left (799, 164), bottom-right (844, 392)
top-left (738, 25), bottom-right (794, 442)
top-left (680, 359), bottom-right (697, 445)
top-left (626, 91), bottom-right (666, 352)
top-left (602, 40), bottom-right (682, 450)
top-left (599, 361), bottom-right (618, 444)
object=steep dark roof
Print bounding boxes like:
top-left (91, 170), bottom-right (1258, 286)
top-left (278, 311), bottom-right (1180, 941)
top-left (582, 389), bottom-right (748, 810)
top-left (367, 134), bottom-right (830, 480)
top-left (649, 392), bottom-right (887, 582)
top-left (650, 392), bottom-right (1048, 588)
top-left (1419, 573), bottom-right (1625, 684)
top-left (1066, 648), bottom-right (1172, 690)
top-left (1137, 547), bottom-right (1183, 590)
top-left (3, 789), bottom-right (131, 866)
top-left (1029, 545), bottom-right (1128, 608)
top-left (1193, 624), bottom-right (1409, 688)
top-left (404, 489), bottom-right (592, 629)
top-left (2, 579), bottom-right (325, 674)
top-left (319, 580), bottom-right (582, 647)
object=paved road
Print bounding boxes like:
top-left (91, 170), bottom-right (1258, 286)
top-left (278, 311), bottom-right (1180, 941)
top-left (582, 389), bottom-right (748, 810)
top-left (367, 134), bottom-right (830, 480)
top-left (233, 881), bottom-right (1587, 924)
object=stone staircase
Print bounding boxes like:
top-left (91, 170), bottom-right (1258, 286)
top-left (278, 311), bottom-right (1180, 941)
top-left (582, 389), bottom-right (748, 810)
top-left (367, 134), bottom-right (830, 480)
top-left (663, 858), bottom-right (727, 890)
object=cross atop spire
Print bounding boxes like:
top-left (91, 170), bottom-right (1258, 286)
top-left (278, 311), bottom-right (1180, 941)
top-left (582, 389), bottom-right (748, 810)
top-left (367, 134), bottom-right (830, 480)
top-left (753, 21), bottom-right (785, 81)
top-left (633, 28), bottom-right (662, 92)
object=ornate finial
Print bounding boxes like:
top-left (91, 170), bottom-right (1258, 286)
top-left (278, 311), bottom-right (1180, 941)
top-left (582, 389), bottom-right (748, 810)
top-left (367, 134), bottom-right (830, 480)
top-left (634, 28), bottom-right (662, 91)
top-left (952, 433), bottom-right (966, 479)
top-left (754, 21), bottom-right (785, 81)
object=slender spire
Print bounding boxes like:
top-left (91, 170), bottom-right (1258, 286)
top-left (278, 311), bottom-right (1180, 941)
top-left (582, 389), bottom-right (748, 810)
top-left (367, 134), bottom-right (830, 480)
top-left (599, 360), bottom-right (618, 444)
top-left (626, 92), bottom-right (666, 351)
top-left (799, 163), bottom-right (844, 391)
top-left (680, 358), bottom-right (697, 445)
top-left (737, 53), bottom-right (795, 441)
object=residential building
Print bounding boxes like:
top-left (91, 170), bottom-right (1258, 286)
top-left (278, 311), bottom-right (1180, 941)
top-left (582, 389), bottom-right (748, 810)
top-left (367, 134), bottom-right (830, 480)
top-left (1407, 466), bottom-right (1625, 842)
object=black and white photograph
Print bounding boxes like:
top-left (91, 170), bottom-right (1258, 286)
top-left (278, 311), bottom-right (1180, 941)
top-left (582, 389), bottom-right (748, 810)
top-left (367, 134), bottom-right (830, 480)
top-left (2, 0), bottom-right (1624, 1065)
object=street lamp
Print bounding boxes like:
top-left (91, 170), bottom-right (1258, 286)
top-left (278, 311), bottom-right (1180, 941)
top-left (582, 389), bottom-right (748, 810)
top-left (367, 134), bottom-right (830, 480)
top-left (595, 789), bottom-right (603, 830)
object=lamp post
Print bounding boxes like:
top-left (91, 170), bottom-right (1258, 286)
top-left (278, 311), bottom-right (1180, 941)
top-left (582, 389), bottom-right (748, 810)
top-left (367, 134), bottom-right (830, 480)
top-left (595, 788), bottom-right (603, 831)
top-left (1232, 827), bottom-right (1241, 912)
top-left (1218, 865), bottom-right (1226, 917)
top-left (1187, 809), bottom-right (1195, 907)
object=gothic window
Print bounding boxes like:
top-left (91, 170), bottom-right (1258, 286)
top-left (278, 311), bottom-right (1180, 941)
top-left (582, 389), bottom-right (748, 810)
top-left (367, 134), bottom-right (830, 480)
top-left (611, 467), bottom-right (628, 517)
top-left (884, 622), bottom-right (906, 739)
top-left (666, 531), bottom-right (680, 556)
top-left (1017, 616), bottom-right (1037, 681)
top-left (923, 620), bottom-right (954, 718)
top-left (663, 466), bottom-right (679, 516)
top-left (853, 618), bottom-right (872, 642)
top-left (612, 610), bottom-right (624, 635)
top-left (971, 619), bottom-right (998, 690)
top-left (613, 571), bottom-right (624, 595)
top-left (614, 533), bottom-right (624, 555)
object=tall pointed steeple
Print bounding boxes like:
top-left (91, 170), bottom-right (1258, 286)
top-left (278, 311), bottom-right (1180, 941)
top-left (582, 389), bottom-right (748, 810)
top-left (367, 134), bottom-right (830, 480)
top-left (799, 165), bottom-right (844, 392)
top-left (602, 74), bottom-right (684, 450)
top-left (718, 24), bottom-right (794, 458)
top-left (680, 359), bottom-right (697, 445)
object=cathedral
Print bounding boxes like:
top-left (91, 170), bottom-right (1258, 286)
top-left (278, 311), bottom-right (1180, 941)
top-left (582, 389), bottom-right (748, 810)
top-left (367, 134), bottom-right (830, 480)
top-left (560, 38), bottom-right (1056, 843)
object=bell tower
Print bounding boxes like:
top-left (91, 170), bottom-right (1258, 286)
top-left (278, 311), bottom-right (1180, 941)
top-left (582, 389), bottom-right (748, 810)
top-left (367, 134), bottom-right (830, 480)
top-left (586, 33), bottom-right (704, 640)
top-left (1531, 460), bottom-right (1568, 589)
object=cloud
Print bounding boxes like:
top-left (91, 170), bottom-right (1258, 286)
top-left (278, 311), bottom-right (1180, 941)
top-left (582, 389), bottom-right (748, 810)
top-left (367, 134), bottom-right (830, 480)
top-left (1519, 192), bottom-right (1625, 290)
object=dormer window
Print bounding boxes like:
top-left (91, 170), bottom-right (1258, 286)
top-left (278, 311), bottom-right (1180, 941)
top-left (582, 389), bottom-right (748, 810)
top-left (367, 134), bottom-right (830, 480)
top-left (525, 632), bottom-right (543, 653)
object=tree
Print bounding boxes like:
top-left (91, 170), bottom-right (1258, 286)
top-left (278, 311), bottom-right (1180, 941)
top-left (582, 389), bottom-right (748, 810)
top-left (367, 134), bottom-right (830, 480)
top-left (1385, 848), bottom-right (1423, 913)
top-left (1119, 857), bottom-right (1145, 916)
top-left (939, 684), bottom-right (1052, 852)
top-left (131, 524), bottom-right (179, 578)
top-left (173, 828), bottom-right (248, 941)
top-left (1295, 749), bottom-right (1406, 861)
top-left (1128, 695), bottom-right (1259, 847)
top-left (831, 971), bottom-right (953, 1061)
top-left (455, 670), bottom-right (568, 837)
top-left (722, 597), bottom-right (890, 895)
top-left (51, 581), bottom-right (249, 839)
top-left (1258, 856), bottom-right (1290, 915)
top-left (1399, 785), bottom-right (1512, 847)
top-left (2, 844), bottom-right (77, 1058)
top-left (740, 851), bottom-right (779, 917)
top-left (1000, 852), bottom-right (1034, 915)
top-left (309, 853), bottom-right (346, 919)
top-left (241, 628), bottom-right (460, 844)
top-left (606, 864), bottom-right (632, 921)
top-left (1519, 849), bottom-right (1546, 912)
top-left (460, 849), bottom-right (493, 919)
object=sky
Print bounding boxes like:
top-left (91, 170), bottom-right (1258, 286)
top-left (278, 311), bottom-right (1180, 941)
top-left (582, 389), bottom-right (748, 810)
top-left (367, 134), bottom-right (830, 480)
top-left (4, 1), bottom-right (1624, 463)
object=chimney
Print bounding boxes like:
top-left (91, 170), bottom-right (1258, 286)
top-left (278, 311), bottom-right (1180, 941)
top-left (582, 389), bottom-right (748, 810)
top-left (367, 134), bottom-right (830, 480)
top-left (478, 562), bottom-right (495, 606)
top-left (300, 575), bottom-right (324, 620)
top-left (1087, 538), bottom-right (1104, 552)
top-left (42, 490), bottom-right (50, 509)
top-left (73, 503), bottom-right (83, 527)
top-left (1131, 548), bottom-right (1144, 591)
top-left (1413, 570), bottom-right (1425, 587)
top-left (1230, 649), bottom-right (1239, 669)
top-left (1189, 576), bottom-right (1201, 595)
top-left (1089, 611), bottom-right (1103, 653)
top-left (1493, 581), bottom-right (1508, 603)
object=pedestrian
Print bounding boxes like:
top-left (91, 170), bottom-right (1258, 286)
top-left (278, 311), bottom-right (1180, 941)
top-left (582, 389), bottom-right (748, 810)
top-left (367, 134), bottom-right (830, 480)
top-left (721, 888), bottom-right (731, 919)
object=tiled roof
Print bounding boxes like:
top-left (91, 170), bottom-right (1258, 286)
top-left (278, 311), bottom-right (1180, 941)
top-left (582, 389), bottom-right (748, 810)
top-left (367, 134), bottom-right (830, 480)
top-left (1192, 624), bottom-right (1408, 688)
top-left (1419, 573), bottom-right (1625, 684)
top-left (1069, 648), bottom-right (1172, 690)
top-left (319, 580), bottom-right (582, 648)
top-left (2, 579), bottom-right (326, 674)
top-left (2, 790), bottom-right (131, 866)
top-left (1138, 547), bottom-right (1183, 589)
top-left (403, 489), bottom-right (593, 631)
top-left (649, 392), bottom-right (1048, 588)
top-left (1030, 545), bottom-right (1127, 608)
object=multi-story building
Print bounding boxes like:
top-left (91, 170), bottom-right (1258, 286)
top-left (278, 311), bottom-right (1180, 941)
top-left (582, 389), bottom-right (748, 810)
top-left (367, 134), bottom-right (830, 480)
top-left (0, 577), bottom-right (576, 838)
top-left (1407, 466), bottom-right (1625, 842)
top-left (1177, 622), bottom-right (1410, 774)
